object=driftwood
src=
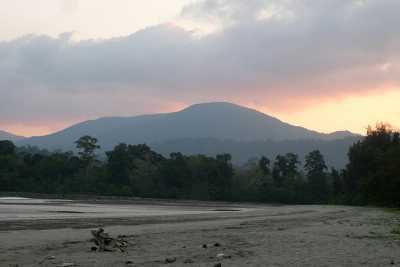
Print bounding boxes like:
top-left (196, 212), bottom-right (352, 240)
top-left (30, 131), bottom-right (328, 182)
top-left (90, 228), bottom-right (128, 252)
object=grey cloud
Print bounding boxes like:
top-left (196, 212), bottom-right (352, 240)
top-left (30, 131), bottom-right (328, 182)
top-left (1, 0), bottom-right (400, 126)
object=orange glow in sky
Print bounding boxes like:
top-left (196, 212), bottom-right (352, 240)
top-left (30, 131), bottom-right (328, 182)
top-left (4, 88), bottom-right (399, 137)
top-left (264, 88), bottom-right (400, 135)
top-left (4, 122), bottom-right (74, 137)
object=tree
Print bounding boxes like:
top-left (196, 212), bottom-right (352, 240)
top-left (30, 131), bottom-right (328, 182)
top-left (75, 135), bottom-right (100, 163)
top-left (272, 153), bottom-right (300, 187)
top-left (305, 150), bottom-right (328, 202)
top-left (330, 168), bottom-right (343, 196)
top-left (0, 140), bottom-right (18, 191)
top-left (258, 156), bottom-right (271, 175)
top-left (345, 124), bottom-right (400, 205)
top-left (0, 140), bottom-right (16, 156)
top-left (213, 154), bottom-right (234, 200)
top-left (286, 153), bottom-right (300, 177)
top-left (106, 143), bottom-right (132, 186)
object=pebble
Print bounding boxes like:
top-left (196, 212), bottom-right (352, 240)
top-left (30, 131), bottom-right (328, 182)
top-left (165, 257), bottom-right (177, 264)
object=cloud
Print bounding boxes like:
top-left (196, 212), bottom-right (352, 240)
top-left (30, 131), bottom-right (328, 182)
top-left (1, 0), bottom-right (400, 132)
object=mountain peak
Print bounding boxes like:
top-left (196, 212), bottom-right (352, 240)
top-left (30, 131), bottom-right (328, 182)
top-left (179, 102), bottom-right (274, 119)
top-left (327, 130), bottom-right (362, 139)
top-left (15, 102), bottom-right (361, 168)
top-left (18, 102), bottom-right (359, 151)
top-left (182, 101), bottom-right (252, 112)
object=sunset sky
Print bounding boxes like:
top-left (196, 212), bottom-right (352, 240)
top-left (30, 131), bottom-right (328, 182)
top-left (1, 0), bottom-right (399, 137)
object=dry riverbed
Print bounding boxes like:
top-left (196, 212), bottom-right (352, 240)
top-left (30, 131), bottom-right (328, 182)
top-left (0, 198), bottom-right (399, 267)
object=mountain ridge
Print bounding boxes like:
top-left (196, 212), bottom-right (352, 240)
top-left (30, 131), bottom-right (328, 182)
top-left (18, 102), bottom-right (359, 149)
top-left (14, 102), bottom-right (362, 168)
top-left (0, 130), bottom-right (25, 142)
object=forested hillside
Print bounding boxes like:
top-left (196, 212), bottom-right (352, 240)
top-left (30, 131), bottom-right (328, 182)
top-left (1, 125), bottom-right (398, 206)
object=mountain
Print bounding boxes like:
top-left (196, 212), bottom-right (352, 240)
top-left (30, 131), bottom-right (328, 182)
top-left (18, 102), bottom-right (361, 168)
top-left (0, 130), bottom-right (24, 142)
top-left (153, 137), bottom-right (359, 169)
top-left (325, 130), bottom-right (360, 140)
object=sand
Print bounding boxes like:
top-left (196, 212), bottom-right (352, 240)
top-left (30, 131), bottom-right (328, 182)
top-left (0, 198), bottom-right (399, 267)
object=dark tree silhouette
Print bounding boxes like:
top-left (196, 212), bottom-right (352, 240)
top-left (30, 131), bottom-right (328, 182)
top-left (258, 156), bottom-right (271, 175)
top-left (75, 135), bottom-right (100, 163)
top-left (305, 150), bottom-right (328, 202)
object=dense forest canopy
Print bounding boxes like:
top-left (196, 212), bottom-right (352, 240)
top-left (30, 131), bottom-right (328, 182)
top-left (0, 125), bottom-right (399, 206)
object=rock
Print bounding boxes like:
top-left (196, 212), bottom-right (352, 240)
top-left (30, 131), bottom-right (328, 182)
top-left (165, 257), bottom-right (177, 264)
top-left (91, 246), bottom-right (97, 251)
top-left (390, 259), bottom-right (395, 265)
top-left (216, 253), bottom-right (231, 259)
top-left (125, 260), bottom-right (134, 264)
top-left (214, 242), bottom-right (221, 247)
top-left (202, 244), bottom-right (208, 248)
top-left (214, 263), bottom-right (222, 267)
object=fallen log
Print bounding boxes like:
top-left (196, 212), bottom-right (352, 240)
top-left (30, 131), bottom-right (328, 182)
top-left (90, 228), bottom-right (128, 252)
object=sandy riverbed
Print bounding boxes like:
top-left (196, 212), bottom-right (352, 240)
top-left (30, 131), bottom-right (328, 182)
top-left (0, 198), bottom-right (399, 266)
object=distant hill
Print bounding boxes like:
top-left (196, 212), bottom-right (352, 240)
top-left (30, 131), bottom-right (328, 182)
top-left (0, 130), bottom-right (24, 142)
top-left (324, 130), bottom-right (360, 140)
top-left (152, 137), bottom-right (360, 169)
top-left (18, 102), bottom-right (361, 168)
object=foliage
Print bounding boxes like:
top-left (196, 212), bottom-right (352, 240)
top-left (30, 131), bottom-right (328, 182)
top-left (305, 150), bottom-right (328, 202)
top-left (0, 125), bottom-right (399, 206)
top-left (343, 124), bottom-right (400, 206)
top-left (75, 135), bottom-right (100, 163)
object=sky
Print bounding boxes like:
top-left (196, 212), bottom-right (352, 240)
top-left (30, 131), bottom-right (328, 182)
top-left (0, 0), bottom-right (399, 137)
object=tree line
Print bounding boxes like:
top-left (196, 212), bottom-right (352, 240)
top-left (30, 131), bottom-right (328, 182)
top-left (0, 124), bottom-right (398, 206)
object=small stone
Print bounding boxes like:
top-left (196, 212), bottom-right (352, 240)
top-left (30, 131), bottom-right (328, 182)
top-left (390, 259), bottom-right (395, 265)
top-left (214, 242), bottom-right (221, 247)
top-left (216, 253), bottom-right (231, 259)
top-left (214, 263), bottom-right (222, 267)
top-left (91, 246), bottom-right (98, 251)
top-left (202, 244), bottom-right (208, 248)
top-left (125, 260), bottom-right (134, 264)
top-left (165, 257), bottom-right (177, 264)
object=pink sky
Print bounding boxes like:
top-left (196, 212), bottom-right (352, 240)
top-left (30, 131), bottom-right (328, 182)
top-left (1, 0), bottom-right (399, 137)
